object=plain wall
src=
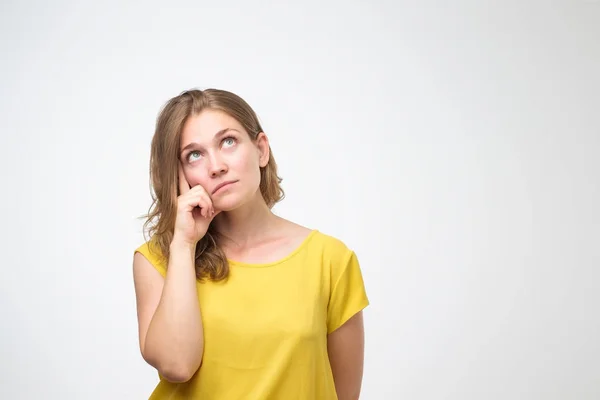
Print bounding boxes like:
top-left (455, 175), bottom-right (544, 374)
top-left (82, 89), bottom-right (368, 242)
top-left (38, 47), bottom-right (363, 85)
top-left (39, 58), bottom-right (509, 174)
top-left (1, 0), bottom-right (598, 399)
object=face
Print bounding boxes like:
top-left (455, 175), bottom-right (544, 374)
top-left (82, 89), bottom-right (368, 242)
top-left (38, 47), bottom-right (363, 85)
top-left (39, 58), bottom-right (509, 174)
top-left (179, 108), bottom-right (269, 211)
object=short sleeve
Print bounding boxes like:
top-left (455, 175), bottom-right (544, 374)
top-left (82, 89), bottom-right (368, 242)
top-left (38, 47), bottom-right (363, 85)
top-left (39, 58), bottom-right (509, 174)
top-left (327, 250), bottom-right (369, 334)
top-left (134, 240), bottom-right (167, 277)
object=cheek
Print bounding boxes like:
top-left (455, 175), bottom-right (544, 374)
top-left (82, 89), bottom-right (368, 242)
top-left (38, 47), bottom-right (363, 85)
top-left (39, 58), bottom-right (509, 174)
top-left (231, 149), bottom-right (259, 173)
top-left (230, 151), bottom-right (261, 186)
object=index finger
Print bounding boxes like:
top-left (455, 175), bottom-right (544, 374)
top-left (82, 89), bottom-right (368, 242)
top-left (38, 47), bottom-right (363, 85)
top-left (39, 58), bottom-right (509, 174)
top-left (178, 162), bottom-right (190, 195)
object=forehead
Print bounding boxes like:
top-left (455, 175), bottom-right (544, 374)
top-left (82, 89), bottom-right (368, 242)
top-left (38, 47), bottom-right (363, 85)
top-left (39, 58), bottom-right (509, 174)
top-left (181, 109), bottom-right (244, 144)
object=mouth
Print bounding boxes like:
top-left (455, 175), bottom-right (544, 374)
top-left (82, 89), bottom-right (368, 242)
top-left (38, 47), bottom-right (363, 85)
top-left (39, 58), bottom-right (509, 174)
top-left (212, 180), bottom-right (238, 195)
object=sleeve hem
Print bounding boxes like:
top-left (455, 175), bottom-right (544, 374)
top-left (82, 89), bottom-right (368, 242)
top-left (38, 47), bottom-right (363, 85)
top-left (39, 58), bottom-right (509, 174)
top-left (327, 298), bottom-right (369, 334)
top-left (134, 242), bottom-right (167, 277)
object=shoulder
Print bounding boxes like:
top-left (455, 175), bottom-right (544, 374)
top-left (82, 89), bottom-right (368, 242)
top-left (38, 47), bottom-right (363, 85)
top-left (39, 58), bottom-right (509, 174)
top-left (278, 218), bottom-right (356, 271)
top-left (278, 219), bottom-right (352, 261)
top-left (309, 230), bottom-right (368, 313)
top-left (133, 238), bottom-right (168, 277)
top-left (310, 230), bottom-right (353, 256)
top-left (305, 230), bottom-right (357, 274)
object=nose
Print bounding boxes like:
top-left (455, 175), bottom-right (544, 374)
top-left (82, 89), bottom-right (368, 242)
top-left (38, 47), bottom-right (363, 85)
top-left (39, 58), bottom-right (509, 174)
top-left (208, 154), bottom-right (228, 178)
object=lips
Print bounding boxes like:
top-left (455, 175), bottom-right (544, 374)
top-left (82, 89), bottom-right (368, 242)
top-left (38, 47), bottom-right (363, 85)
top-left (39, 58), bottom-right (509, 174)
top-left (212, 180), bottom-right (238, 195)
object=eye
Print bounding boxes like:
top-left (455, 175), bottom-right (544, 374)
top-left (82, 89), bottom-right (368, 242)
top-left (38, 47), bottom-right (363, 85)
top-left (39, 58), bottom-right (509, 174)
top-left (222, 137), bottom-right (237, 148)
top-left (187, 150), bottom-right (202, 162)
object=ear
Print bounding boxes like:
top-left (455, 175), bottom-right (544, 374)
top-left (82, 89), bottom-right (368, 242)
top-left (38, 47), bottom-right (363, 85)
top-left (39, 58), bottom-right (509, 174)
top-left (255, 132), bottom-right (270, 168)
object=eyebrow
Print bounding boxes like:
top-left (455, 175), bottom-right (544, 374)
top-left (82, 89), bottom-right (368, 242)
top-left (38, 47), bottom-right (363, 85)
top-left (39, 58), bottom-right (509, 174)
top-left (179, 128), bottom-right (239, 155)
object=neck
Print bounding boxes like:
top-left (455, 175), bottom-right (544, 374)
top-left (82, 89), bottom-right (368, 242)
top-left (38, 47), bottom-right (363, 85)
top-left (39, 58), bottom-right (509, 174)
top-left (212, 191), bottom-right (280, 248)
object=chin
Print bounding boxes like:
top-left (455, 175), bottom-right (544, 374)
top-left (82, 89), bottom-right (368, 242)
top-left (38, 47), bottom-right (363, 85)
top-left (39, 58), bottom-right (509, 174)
top-left (214, 186), bottom-right (262, 212)
top-left (213, 194), bottom-right (247, 212)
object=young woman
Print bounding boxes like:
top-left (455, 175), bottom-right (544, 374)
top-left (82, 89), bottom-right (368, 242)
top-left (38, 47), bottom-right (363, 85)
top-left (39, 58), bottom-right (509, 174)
top-left (132, 88), bottom-right (369, 399)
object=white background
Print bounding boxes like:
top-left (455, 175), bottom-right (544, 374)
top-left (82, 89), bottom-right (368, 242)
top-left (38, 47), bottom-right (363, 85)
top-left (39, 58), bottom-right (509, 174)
top-left (1, 1), bottom-right (599, 399)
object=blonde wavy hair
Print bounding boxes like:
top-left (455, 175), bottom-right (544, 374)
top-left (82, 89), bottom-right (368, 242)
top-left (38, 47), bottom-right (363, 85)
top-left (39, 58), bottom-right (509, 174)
top-left (142, 88), bottom-right (284, 281)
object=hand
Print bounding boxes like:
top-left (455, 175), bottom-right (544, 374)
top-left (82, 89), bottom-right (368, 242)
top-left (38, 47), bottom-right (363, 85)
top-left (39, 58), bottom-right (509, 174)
top-left (173, 163), bottom-right (220, 246)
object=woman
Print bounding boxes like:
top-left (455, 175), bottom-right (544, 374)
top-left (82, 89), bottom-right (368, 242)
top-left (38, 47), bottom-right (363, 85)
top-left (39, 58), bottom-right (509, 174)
top-left (132, 88), bottom-right (369, 399)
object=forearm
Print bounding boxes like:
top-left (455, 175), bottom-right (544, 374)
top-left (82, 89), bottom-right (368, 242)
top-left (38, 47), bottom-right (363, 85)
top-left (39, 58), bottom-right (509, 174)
top-left (144, 241), bottom-right (204, 380)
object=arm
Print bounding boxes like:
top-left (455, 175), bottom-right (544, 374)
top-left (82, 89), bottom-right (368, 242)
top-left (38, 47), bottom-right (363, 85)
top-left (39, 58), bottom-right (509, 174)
top-left (133, 241), bottom-right (204, 383)
top-left (327, 311), bottom-right (365, 400)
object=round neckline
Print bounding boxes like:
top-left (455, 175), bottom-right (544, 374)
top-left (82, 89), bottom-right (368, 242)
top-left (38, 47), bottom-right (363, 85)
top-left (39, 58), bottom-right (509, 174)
top-left (227, 229), bottom-right (319, 268)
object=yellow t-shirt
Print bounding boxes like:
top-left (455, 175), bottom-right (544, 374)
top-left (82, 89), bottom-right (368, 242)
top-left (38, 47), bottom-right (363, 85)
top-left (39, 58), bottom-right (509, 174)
top-left (134, 229), bottom-right (369, 400)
